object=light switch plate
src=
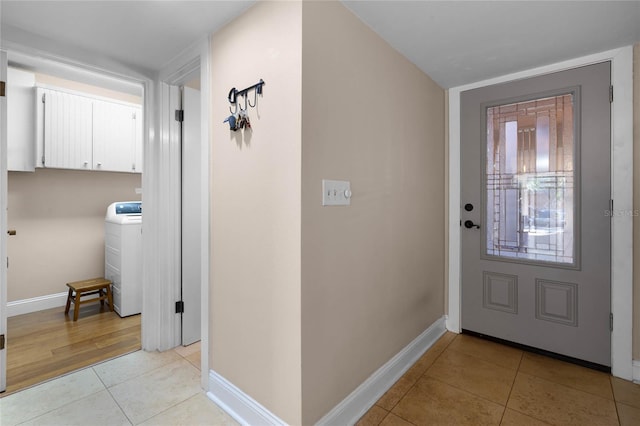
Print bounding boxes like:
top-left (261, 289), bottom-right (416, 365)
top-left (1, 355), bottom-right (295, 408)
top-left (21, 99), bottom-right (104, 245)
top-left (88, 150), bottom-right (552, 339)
top-left (322, 179), bottom-right (351, 206)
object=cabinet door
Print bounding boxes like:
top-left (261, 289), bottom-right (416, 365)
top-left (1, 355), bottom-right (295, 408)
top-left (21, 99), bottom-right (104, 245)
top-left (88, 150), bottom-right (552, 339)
top-left (93, 100), bottom-right (138, 172)
top-left (7, 68), bottom-right (36, 172)
top-left (39, 88), bottom-right (93, 170)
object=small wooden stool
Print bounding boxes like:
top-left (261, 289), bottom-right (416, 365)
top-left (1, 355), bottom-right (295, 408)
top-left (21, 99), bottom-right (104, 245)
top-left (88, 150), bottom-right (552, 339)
top-left (65, 278), bottom-right (114, 321)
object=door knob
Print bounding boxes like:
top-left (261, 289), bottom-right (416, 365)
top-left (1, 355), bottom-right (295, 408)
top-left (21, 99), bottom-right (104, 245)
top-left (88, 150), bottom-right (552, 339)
top-left (464, 220), bottom-right (480, 229)
top-left (7, 229), bottom-right (16, 236)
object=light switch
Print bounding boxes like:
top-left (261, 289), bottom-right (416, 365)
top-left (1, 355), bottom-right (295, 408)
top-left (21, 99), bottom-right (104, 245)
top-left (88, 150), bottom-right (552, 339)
top-left (322, 179), bottom-right (351, 206)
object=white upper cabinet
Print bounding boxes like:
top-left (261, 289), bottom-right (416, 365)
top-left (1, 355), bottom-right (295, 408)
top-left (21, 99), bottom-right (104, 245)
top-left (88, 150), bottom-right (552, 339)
top-left (35, 86), bottom-right (142, 173)
top-left (93, 100), bottom-right (142, 172)
top-left (7, 68), bottom-right (36, 171)
top-left (37, 87), bottom-right (93, 170)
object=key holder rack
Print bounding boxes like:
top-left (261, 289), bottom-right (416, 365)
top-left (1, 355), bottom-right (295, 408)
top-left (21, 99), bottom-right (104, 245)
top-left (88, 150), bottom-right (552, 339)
top-left (228, 79), bottom-right (265, 114)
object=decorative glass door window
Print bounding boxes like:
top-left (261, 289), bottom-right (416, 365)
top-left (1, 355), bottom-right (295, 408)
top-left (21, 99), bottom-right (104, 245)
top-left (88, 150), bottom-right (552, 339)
top-left (485, 94), bottom-right (575, 264)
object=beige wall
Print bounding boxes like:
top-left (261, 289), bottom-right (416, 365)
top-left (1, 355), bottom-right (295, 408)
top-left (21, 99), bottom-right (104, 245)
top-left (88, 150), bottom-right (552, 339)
top-left (35, 72), bottom-right (142, 104)
top-left (209, 2), bottom-right (445, 423)
top-left (210, 1), bottom-right (302, 424)
top-left (300, 2), bottom-right (445, 423)
top-left (7, 169), bottom-right (141, 301)
top-left (633, 42), bottom-right (639, 360)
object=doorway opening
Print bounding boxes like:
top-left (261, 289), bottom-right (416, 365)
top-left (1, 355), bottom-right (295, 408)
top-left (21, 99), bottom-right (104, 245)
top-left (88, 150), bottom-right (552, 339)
top-left (2, 54), bottom-right (145, 395)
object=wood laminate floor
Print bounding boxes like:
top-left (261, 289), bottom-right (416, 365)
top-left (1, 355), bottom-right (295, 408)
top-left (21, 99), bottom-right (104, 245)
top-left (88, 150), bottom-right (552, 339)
top-left (2, 304), bottom-right (141, 396)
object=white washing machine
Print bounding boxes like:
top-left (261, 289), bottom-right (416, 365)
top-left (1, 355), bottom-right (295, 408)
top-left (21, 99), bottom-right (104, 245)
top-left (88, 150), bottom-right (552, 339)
top-left (105, 201), bottom-right (142, 317)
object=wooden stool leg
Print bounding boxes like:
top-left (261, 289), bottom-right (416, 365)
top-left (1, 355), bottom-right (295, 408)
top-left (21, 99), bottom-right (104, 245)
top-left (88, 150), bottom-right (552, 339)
top-left (64, 288), bottom-right (73, 314)
top-left (106, 285), bottom-right (114, 312)
top-left (99, 288), bottom-right (105, 306)
top-left (73, 291), bottom-right (82, 321)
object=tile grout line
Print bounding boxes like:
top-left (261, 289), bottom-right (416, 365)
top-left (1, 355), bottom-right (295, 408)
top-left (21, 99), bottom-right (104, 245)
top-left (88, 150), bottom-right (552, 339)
top-left (517, 370), bottom-right (618, 402)
top-left (379, 410), bottom-right (419, 426)
top-left (94, 366), bottom-right (135, 426)
top-left (134, 391), bottom-right (204, 426)
top-left (518, 352), bottom-right (619, 401)
top-left (508, 370), bottom-right (620, 425)
top-left (368, 334), bottom-right (458, 425)
top-left (498, 349), bottom-right (525, 425)
top-left (10, 369), bottom-right (109, 426)
top-left (608, 377), bottom-right (621, 425)
top-left (421, 336), bottom-right (520, 408)
top-left (380, 335), bottom-right (459, 425)
top-left (93, 353), bottom-right (195, 425)
top-left (102, 355), bottom-right (202, 425)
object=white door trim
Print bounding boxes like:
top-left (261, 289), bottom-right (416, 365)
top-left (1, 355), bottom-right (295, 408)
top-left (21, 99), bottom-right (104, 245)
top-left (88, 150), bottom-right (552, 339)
top-left (1, 49), bottom-right (8, 392)
top-left (156, 36), bottom-right (211, 390)
top-left (447, 46), bottom-right (634, 380)
top-left (0, 45), bottom-right (152, 390)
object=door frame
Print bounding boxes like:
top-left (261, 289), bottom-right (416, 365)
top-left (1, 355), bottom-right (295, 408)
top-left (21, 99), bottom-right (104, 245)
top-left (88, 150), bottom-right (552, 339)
top-left (0, 45), bottom-right (151, 392)
top-left (156, 36), bottom-right (211, 389)
top-left (447, 46), bottom-right (634, 380)
top-left (1, 49), bottom-right (8, 392)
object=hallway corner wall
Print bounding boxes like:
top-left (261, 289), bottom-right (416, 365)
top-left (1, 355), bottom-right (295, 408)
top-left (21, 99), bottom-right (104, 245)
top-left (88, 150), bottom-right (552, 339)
top-left (209, 1), bottom-right (303, 424)
top-left (300, 2), bottom-right (446, 423)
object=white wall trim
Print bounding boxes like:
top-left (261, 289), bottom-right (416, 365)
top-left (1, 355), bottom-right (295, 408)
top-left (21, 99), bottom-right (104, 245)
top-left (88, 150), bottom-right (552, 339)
top-left (633, 360), bottom-right (640, 383)
top-left (447, 46), bottom-right (634, 380)
top-left (208, 317), bottom-right (447, 426)
top-left (316, 317), bottom-right (447, 426)
top-left (2, 41), bottom-right (149, 94)
top-left (207, 370), bottom-right (288, 426)
top-left (199, 36), bottom-right (212, 391)
top-left (7, 292), bottom-right (68, 317)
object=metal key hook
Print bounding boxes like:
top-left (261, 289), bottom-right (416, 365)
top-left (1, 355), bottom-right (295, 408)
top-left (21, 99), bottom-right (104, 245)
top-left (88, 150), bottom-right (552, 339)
top-left (239, 93), bottom-right (248, 112)
top-left (248, 79), bottom-right (264, 108)
top-left (248, 87), bottom-right (258, 108)
top-left (228, 88), bottom-right (238, 114)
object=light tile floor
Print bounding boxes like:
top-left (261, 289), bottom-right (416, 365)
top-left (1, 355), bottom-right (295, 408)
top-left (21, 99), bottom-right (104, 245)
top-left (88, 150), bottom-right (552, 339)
top-left (0, 341), bottom-right (238, 426)
top-left (357, 332), bottom-right (640, 426)
top-left (3, 333), bottom-right (640, 425)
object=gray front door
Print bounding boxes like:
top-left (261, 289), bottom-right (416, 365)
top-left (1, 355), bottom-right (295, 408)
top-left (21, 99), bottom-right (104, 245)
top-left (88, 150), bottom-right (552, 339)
top-left (461, 62), bottom-right (611, 367)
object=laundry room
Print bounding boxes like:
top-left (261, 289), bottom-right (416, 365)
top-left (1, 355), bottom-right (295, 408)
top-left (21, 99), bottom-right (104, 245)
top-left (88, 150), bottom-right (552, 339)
top-left (6, 63), bottom-right (143, 315)
top-left (3, 58), bottom-right (143, 392)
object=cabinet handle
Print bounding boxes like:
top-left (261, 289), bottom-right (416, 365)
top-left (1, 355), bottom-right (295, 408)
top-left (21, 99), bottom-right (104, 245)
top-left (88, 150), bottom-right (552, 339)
top-left (96, 162), bottom-right (102, 168)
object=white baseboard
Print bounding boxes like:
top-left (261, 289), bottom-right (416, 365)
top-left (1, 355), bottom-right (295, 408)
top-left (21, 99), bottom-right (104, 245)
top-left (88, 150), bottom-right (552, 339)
top-left (316, 316), bottom-right (447, 426)
top-left (206, 317), bottom-right (446, 426)
top-left (7, 291), bottom-right (68, 317)
top-left (207, 370), bottom-right (287, 426)
top-left (633, 359), bottom-right (640, 384)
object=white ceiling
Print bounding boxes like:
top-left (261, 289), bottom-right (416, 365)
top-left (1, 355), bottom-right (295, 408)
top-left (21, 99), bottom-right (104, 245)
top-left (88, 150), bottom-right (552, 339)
top-left (1, 1), bottom-right (639, 88)
top-left (1, 0), bottom-right (256, 76)
top-left (343, 1), bottom-right (640, 88)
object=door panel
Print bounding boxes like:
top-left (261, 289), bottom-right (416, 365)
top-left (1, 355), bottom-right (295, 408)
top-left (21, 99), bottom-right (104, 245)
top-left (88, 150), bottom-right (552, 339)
top-left (1, 49), bottom-right (8, 392)
top-left (181, 86), bottom-right (201, 346)
top-left (461, 62), bottom-right (611, 366)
